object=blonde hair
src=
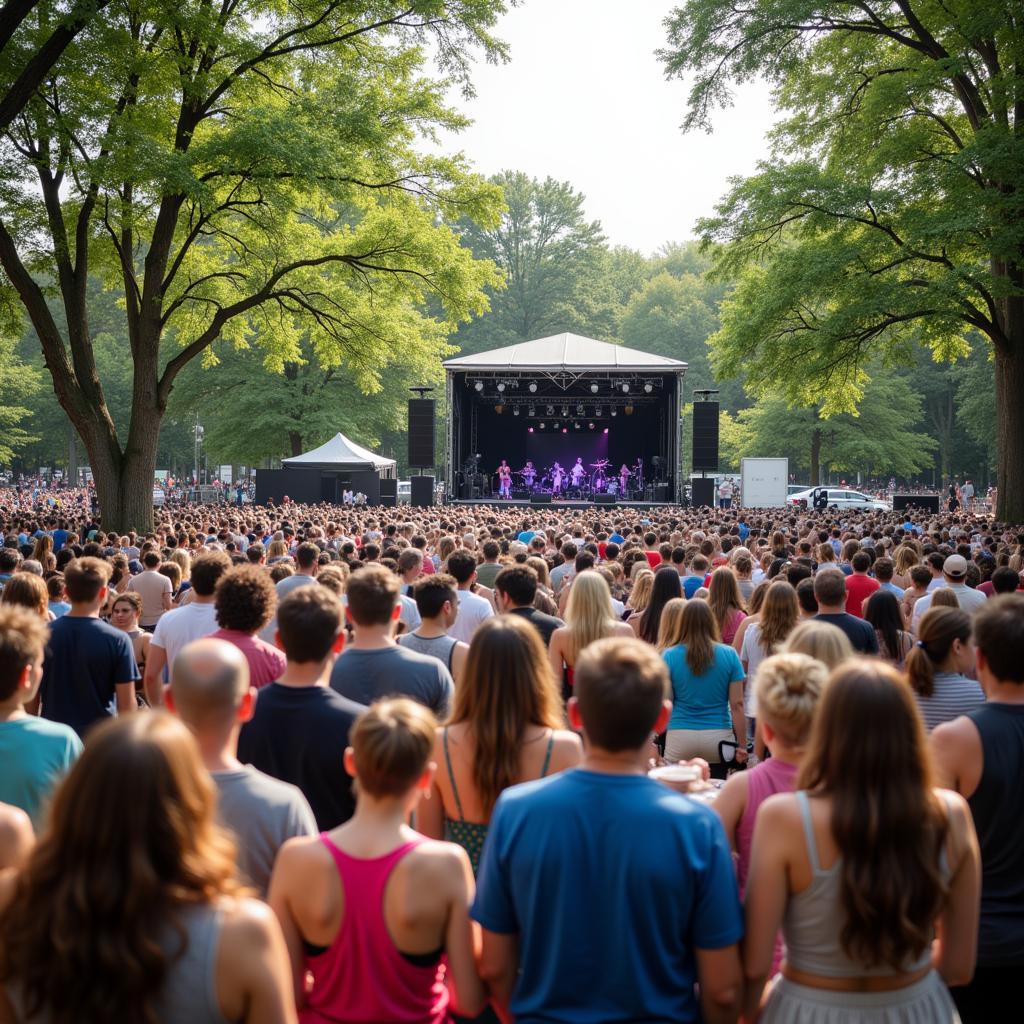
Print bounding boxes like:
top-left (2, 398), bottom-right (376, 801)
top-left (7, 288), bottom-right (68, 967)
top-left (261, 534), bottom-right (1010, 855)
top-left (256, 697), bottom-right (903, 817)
top-left (564, 571), bottom-right (619, 660)
top-left (679, 599), bottom-right (720, 675)
top-left (755, 652), bottom-right (827, 746)
top-left (351, 698), bottom-right (436, 799)
top-left (627, 570), bottom-right (654, 613)
top-left (782, 619), bottom-right (854, 670)
top-left (707, 567), bottom-right (744, 636)
top-left (757, 581), bottom-right (800, 652)
top-left (266, 540), bottom-right (288, 560)
top-left (656, 597), bottom-right (688, 652)
top-left (893, 545), bottom-right (920, 576)
top-left (929, 588), bottom-right (960, 609)
top-left (169, 548), bottom-right (191, 581)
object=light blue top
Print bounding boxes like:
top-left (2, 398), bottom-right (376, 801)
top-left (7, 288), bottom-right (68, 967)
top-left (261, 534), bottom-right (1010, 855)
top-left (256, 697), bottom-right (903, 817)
top-left (0, 717), bottom-right (82, 827)
top-left (663, 643), bottom-right (745, 732)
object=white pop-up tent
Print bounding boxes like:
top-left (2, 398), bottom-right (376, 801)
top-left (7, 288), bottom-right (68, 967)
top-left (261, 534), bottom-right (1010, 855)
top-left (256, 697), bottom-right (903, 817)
top-left (281, 432), bottom-right (396, 477)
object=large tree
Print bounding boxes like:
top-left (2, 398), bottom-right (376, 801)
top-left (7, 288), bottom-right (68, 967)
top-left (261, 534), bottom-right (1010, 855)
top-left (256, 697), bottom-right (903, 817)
top-left (0, 1), bottom-right (505, 530)
top-left (452, 170), bottom-right (608, 351)
top-left (662, 1), bottom-right (1024, 521)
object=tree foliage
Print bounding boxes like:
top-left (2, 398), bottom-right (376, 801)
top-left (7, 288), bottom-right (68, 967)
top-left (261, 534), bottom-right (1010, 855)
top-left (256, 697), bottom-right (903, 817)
top-left (662, 0), bottom-right (1024, 520)
top-left (0, 0), bottom-right (507, 528)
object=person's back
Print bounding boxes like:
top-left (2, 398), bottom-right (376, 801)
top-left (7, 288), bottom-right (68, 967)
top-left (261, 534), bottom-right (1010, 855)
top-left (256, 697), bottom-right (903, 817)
top-left (268, 699), bottom-right (484, 1024)
top-left (127, 553), bottom-right (172, 628)
top-left (843, 552), bottom-right (878, 617)
top-left (932, 595), bottom-right (1024, 1020)
top-left (812, 569), bottom-right (879, 655)
top-left (472, 638), bottom-right (742, 1023)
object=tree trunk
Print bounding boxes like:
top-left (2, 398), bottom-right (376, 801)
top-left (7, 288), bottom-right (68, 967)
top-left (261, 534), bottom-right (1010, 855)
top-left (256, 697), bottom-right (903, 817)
top-left (994, 344), bottom-right (1024, 522)
top-left (810, 428), bottom-right (821, 486)
top-left (288, 431), bottom-right (303, 457)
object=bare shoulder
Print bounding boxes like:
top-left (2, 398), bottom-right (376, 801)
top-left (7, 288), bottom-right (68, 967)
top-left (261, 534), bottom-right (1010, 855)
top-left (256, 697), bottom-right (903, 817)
top-left (716, 767), bottom-right (750, 806)
top-left (932, 715), bottom-right (980, 747)
top-left (611, 620), bottom-right (635, 637)
top-left (409, 837), bottom-right (472, 885)
top-left (934, 787), bottom-right (971, 827)
top-left (551, 728), bottom-right (583, 753)
top-left (218, 896), bottom-right (281, 950)
top-left (756, 790), bottom-right (801, 828)
top-left (275, 833), bottom-right (330, 875)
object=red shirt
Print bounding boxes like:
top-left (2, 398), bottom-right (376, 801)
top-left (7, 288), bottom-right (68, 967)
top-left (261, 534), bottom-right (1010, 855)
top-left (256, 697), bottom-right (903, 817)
top-left (845, 574), bottom-right (880, 617)
top-left (644, 551), bottom-right (662, 569)
top-left (209, 628), bottom-right (287, 688)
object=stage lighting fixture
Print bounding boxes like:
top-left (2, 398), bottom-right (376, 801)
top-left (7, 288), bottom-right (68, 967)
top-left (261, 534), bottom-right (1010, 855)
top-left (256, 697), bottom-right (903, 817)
top-left (497, 382), bottom-right (506, 392)
top-left (513, 406), bottom-right (520, 416)
top-left (474, 380), bottom-right (483, 392)
top-left (546, 405), bottom-right (554, 416)
top-left (588, 422), bottom-right (595, 430)
top-left (644, 382), bottom-right (653, 393)
top-left (594, 406), bottom-right (603, 416)
top-left (538, 422), bottom-right (545, 430)
top-left (528, 426), bottom-right (534, 433)
top-left (562, 428), bottom-right (568, 434)
top-left (561, 405), bottom-right (569, 417)
top-left (611, 409), bottom-right (618, 417)
top-left (529, 382), bottom-right (538, 393)
top-left (553, 421), bottom-right (559, 429)
top-left (621, 383), bottom-right (630, 393)
top-left (590, 382), bottom-right (599, 393)
top-left (528, 406), bottom-right (536, 417)
top-left (575, 404), bottom-right (584, 416)
top-left (574, 422), bottom-right (581, 430)
top-left (603, 428), bottom-right (609, 434)
top-left (625, 404), bottom-right (634, 415)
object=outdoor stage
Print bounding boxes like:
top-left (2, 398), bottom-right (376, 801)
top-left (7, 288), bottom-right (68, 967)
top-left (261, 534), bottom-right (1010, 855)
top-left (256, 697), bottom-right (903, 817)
top-left (442, 333), bottom-right (687, 506)
top-left (450, 499), bottom-right (680, 511)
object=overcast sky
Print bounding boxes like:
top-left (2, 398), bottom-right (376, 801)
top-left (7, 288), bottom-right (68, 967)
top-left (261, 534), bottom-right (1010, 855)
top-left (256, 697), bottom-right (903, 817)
top-left (436, 0), bottom-right (777, 254)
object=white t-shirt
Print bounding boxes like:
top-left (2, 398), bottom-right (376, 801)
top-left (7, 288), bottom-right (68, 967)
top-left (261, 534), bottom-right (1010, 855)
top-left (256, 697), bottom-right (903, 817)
top-left (448, 589), bottom-right (494, 645)
top-left (150, 602), bottom-right (219, 670)
top-left (128, 570), bottom-right (173, 625)
top-left (740, 621), bottom-right (770, 718)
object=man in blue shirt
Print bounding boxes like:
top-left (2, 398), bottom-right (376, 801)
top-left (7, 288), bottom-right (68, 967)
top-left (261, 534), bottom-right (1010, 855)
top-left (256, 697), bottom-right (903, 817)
top-left (473, 637), bottom-right (743, 1023)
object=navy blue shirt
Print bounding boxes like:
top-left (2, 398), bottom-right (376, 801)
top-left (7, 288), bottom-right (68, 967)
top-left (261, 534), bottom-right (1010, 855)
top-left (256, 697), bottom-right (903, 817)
top-left (41, 616), bottom-right (138, 737)
top-left (472, 769), bottom-right (743, 1023)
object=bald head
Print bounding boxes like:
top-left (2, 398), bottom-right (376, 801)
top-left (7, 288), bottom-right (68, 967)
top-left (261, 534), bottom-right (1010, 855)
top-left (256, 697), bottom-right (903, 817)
top-left (170, 638), bottom-right (251, 729)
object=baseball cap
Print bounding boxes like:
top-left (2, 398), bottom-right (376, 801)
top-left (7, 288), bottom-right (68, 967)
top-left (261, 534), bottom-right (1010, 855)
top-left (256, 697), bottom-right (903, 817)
top-left (943, 554), bottom-right (968, 579)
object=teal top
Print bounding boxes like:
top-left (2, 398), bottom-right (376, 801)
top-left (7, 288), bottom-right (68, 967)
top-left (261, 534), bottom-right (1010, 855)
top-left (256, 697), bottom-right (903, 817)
top-left (663, 643), bottom-right (745, 732)
top-left (0, 716), bottom-right (82, 828)
top-left (443, 726), bottom-right (554, 876)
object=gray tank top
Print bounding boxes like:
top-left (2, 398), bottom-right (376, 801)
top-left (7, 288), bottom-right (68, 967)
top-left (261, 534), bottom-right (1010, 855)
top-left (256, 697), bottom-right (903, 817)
top-left (783, 791), bottom-right (947, 977)
top-left (11, 903), bottom-right (229, 1023)
top-left (397, 631), bottom-right (458, 672)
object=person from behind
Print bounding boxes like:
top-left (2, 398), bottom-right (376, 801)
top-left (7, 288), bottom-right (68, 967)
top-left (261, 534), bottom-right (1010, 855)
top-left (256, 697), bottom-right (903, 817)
top-left (864, 589), bottom-right (913, 666)
top-left (631, 564), bottom-right (683, 644)
top-left (744, 661), bottom-right (979, 1022)
top-left (812, 569), bottom-right (879, 654)
top-left (210, 564), bottom-right (287, 688)
top-left (493, 564), bottom-right (564, 647)
top-left (707, 567), bottom-right (747, 645)
top-left (0, 573), bottom-right (49, 620)
top-left (931, 594), bottom-right (1024, 1020)
top-left (843, 550), bottom-right (879, 617)
top-left (167, 638), bottom-right (316, 897)
top-left (911, 554), bottom-right (988, 634)
top-left (330, 564), bottom-right (453, 717)
top-left (445, 549), bottom-right (494, 644)
top-left (269, 698), bottom-right (485, 1023)
top-left (126, 548), bottom-right (172, 629)
top-left (0, 714), bottom-right (296, 1023)
top-left (239, 587), bottom-right (364, 831)
top-left (548, 571), bottom-right (633, 701)
top-left (781, 619), bottom-right (854, 671)
top-left (906, 607), bottom-right (983, 732)
top-left (45, 573), bottom-right (70, 618)
top-left (663, 599), bottom-right (747, 774)
top-left (417, 615), bottom-right (582, 874)
top-left (39, 557), bottom-right (138, 737)
top-left (146, 550), bottom-right (230, 706)
top-left (740, 581), bottom-right (799, 743)
top-left (0, 606), bottom-right (82, 829)
top-left (472, 637), bottom-right (743, 1023)
top-left (397, 574), bottom-right (469, 684)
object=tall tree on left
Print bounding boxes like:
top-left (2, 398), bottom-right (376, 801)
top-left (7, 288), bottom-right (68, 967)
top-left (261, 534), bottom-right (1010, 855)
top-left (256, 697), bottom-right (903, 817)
top-left (0, 1), bottom-right (506, 530)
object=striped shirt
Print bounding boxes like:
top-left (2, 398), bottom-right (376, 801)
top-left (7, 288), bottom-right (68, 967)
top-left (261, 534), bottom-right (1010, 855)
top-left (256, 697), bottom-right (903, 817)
top-left (915, 672), bottom-right (985, 732)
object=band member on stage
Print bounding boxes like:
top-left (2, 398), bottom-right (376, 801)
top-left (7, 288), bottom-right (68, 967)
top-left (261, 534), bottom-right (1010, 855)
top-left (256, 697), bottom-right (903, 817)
top-left (570, 458), bottom-right (586, 487)
top-left (594, 468), bottom-right (606, 491)
top-left (619, 463), bottom-right (631, 495)
top-left (521, 461), bottom-right (536, 488)
top-left (551, 462), bottom-right (564, 494)
top-left (497, 460), bottom-right (512, 498)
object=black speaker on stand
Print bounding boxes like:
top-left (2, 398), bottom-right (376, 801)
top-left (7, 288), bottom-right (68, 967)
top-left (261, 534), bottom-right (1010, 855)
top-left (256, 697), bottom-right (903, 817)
top-left (691, 477), bottom-right (716, 507)
top-left (378, 478), bottom-right (398, 507)
top-left (411, 476), bottom-right (434, 507)
top-left (692, 399), bottom-right (720, 473)
top-left (408, 394), bottom-right (436, 470)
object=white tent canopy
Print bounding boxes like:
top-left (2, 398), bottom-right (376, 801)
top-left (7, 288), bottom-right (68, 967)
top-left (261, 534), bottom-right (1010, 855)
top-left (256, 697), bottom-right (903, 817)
top-left (281, 432), bottom-right (395, 474)
top-left (442, 332), bottom-right (687, 372)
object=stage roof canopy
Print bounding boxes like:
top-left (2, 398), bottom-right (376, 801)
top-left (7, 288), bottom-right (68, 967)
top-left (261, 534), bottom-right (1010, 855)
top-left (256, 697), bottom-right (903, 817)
top-left (281, 432), bottom-right (395, 472)
top-left (443, 333), bottom-right (687, 373)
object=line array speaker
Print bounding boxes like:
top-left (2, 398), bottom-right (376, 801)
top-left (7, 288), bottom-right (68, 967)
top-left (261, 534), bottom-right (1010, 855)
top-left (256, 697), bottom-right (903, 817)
top-left (410, 476), bottom-right (434, 506)
top-left (408, 399), bottom-right (436, 468)
top-left (691, 476), bottom-right (716, 508)
top-left (692, 401), bottom-right (719, 473)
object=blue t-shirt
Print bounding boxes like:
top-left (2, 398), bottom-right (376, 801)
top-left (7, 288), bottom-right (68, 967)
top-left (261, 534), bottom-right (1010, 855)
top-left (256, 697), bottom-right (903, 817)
top-left (609, 533), bottom-right (625, 544)
top-left (0, 717), bottom-right (82, 827)
top-left (52, 528), bottom-right (69, 552)
top-left (682, 575), bottom-right (705, 599)
top-left (664, 643), bottom-right (745, 731)
top-left (517, 531), bottom-right (537, 543)
top-left (472, 769), bottom-right (742, 1023)
top-left (40, 616), bottom-right (139, 737)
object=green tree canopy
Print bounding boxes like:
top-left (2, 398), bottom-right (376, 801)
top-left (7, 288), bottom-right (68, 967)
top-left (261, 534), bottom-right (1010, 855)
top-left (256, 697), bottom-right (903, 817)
top-left (0, 0), bottom-right (507, 529)
top-left (662, 0), bottom-right (1024, 520)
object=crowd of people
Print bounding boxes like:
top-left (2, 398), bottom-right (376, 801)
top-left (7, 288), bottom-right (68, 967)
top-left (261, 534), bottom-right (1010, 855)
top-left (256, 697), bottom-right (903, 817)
top-left (0, 486), bottom-right (1020, 1023)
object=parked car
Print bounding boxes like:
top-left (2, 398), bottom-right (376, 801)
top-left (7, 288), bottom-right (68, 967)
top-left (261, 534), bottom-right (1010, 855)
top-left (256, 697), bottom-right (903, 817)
top-left (788, 484), bottom-right (810, 495)
top-left (788, 487), bottom-right (890, 512)
top-left (397, 480), bottom-right (411, 504)
top-left (152, 485), bottom-right (166, 507)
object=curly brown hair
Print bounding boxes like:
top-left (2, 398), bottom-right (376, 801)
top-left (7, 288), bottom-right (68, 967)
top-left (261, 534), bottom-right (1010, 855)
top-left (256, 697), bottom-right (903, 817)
top-left (214, 564), bottom-right (277, 634)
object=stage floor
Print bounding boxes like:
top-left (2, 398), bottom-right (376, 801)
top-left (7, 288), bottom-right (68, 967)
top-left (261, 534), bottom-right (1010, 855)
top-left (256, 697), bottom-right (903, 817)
top-left (451, 499), bottom-right (678, 511)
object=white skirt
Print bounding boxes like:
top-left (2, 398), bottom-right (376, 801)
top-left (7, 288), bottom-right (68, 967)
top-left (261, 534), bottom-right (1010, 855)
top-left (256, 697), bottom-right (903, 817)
top-left (760, 971), bottom-right (959, 1024)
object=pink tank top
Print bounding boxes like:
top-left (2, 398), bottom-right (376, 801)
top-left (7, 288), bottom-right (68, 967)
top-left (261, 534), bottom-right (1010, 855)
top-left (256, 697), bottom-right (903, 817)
top-left (300, 835), bottom-right (451, 1024)
top-left (735, 758), bottom-right (799, 894)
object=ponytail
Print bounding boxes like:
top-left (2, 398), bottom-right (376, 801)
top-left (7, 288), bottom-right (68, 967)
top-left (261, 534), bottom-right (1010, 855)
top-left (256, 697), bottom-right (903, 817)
top-left (905, 606), bottom-right (971, 698)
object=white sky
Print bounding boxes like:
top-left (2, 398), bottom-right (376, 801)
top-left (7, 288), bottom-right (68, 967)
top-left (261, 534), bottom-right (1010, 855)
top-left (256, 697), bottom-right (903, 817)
top-left (436, 0), bottom-right (778, 254)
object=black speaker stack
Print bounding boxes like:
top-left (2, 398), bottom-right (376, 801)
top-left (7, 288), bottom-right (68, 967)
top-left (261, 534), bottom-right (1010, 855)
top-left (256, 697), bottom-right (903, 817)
top-left (692, 401), bottom-right (719, 473)
top-left (407, 398), bottom-right (436, 469)
top-left (410, 476), bottom-right (434, 506)
top-left (691, 477), bottom-right (716, 508)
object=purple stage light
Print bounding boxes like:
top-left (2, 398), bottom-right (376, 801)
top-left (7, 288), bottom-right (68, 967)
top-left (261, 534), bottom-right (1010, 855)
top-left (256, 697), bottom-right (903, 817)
top-left (528, 427), bottom-right (534, 433)
top-left (603, 428), bottom-right (609, 434)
